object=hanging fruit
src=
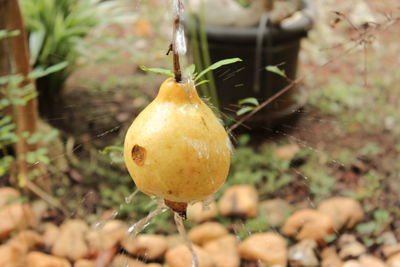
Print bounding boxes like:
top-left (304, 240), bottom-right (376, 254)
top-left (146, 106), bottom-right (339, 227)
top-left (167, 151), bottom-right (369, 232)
top-left (124, 77), bottom-right (231, 215)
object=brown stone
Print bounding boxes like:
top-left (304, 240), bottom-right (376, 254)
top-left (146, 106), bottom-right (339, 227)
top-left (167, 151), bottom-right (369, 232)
top-left (31, 200), bottom-right (49, 220)
top-left (26, 251), bottom-right (71, 267)
top-left (0, 187), bottom-right (20, 207)
top-left (42, 223), bottom-right (60, 249)
top-left (321, 247), bottom-right (343, 267)
top-left (166, 234), bottom-right (185, 249)
top-left (318, 197), bottom-right (364, 230)
top-left (74, 259), bottom-right (95, 267)
top-left (337, 234), bottom-right (357, 247)
top-left (86, 220), bottom-right (128, 250)
top-left (282, 209), bottom-right (334, 244)
top-left (165, 244), bottom-right (214, 267)
top-left (187, 201), bottom-right (218, 223)
top-left (112, 255), bottom-right (147, 267)
top-left (0, 203), bottom-right (38, 240)
top-left (339, 243), bottom-right (366, 259)
top-left (0, 245), bottom-right (25, 267)
top-left (238, 232), bottom-right (287, 266)
top-left (51, 219), bottom-right (89, 261)
top-left (382, 243), bottom-right (400, 258)
top-left (188, 222), bottom-right (229, 246)
top-left (358, 255), bottom-right (386, 267)
top-left (342, 260), bottom-right (362, 267)
top-left (203, 235), bottom-right (240, 267)
top-left (288, 240), bottom-right (319, 267)
top-left (387, 253), bottom-right (400, 267)
top-left (121, 234), bottom-right (168, 260)
top-left (7, 230), bottom-right (43, 253)
top-left (259, 199), bottom-right (293, 227)
top-left (219, 185), bottom-right (258, 218)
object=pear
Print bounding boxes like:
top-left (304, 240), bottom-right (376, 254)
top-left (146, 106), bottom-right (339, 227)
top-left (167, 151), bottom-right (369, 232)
top-left (124, 78), bottom-right (231, 212)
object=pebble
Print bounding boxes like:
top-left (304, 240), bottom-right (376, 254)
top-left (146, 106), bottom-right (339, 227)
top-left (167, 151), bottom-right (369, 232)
top-left (288, 239), bottom-right (319, 267)
top-left (387, 253), bottom-right (400, 267)
top-left (0, 245), bottom-right (24, 267)
top-left (318, 197), bottom-right (364, 230)
top-left (189, 222), bottom-right (229, 246)
top-left (74, 259), bottom-right (95, 267)
top-left (51, 219), bottom-right (89, 261)
top-left (203, 234), bottom-right (240, 267)
top-left (121, 234), bottom-right (168, 260)
top-left (26, 251), bottom-right (71, 267)
top-left (87, 220), bottom-right (128, 250)
top-left (187, 201), bottom-right (218, 223)
top-left (219, 185), bottom-right (258, 218)
top-left (0, 203), bottom-right (38, 240)
top-left (112, 254), bottom-right (147, 267)
top-left (238, 232), bottom-right (287, 266)
top-left (259, 199), bottom-right (293, 227)
top-left (165, 244), bottom-right (214, 267)
top-left (282, 209), bottom-right (334, 244)
top-left (321, 247), bottom-right (343, 267)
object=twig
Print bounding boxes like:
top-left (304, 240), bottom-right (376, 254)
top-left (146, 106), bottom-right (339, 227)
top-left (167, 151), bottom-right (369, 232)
top-left (228, 40), bottom-right (365, 133)
top-left (172, 1), bottom-right (183, 82)
top-left (229, 78), bottom-right (302, 133)
top-left (25, 180), bottom-right (69, 216)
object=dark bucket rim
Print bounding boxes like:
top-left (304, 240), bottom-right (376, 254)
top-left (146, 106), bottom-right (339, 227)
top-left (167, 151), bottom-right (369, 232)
top-left (191, 0), bottom-right (316, 43)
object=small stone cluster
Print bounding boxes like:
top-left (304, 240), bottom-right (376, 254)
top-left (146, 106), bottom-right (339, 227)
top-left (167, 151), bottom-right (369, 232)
top-left (0, 186), bottom-right (399, 267)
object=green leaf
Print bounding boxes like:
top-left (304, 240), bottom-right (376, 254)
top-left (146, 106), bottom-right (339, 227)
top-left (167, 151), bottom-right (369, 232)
top-left (28, 29), bottom-right (46, 65)
top-left (101, 145), bottom-right (123, 153)
top-left (356, 221), bottom-right (377, 234)
top-left (266, 65), bottom-right (287, 78)
top-left (238, 97), bottom-right (259, 106)
top-left (139, 66), bottom-right (174, 77)
top-left (236, 106), bottom-right (255, 116)
top-left (194, 58), bottom-right (242, 82)
top-left (373, 209), bottom-right (390, 223)
top-left (29, 62), bottom-right (68, 79)
top-left (0, 30), bottom-right (20, 40)
top-left (195, 80), bottom-right (210, 87)
top-left (42, 129), bottom-right (59, 143)
top-left (184, 64), bottom-right (196, 78)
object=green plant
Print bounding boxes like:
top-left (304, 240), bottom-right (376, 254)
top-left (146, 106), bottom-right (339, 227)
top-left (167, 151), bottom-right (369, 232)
top-left (309, 80), bottom-right (364, 115)
top-left (217, 136), bottom-right (296, 198)
top-left (236, 0), bottom-right (251, 7)
top-left (235, 211), bottom-right (269, 239)
top-left (356, 209), bottom-right (392, 247)
top-left (0, 27), bottom-right (64, 179)
top-left (140, 57), bottom-right (242, 109)
top-left (0, 76), bottom-right (58, 180)
top-left (20, 0), bottom-right (129, 116)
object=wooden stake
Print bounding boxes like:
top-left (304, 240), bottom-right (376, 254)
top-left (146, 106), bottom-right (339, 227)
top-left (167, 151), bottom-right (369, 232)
top-left (1, 0), bottom-right (49, 190)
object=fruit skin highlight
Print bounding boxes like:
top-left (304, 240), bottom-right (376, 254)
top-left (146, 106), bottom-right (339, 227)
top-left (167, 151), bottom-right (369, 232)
top-left (124, 78), bottom-right (231, 205)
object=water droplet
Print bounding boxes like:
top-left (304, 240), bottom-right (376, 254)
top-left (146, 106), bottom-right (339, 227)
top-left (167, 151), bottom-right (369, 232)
top-left (202, 195), bottom-right (214, 211)
top-left (175, 24), bottom-right (186, 56)
top-left (125, 189), bottom-right (140, 204)
top-left (127, 199), bottom-right (167, 237)
top-left (174, 213), bottom-right (199, 267)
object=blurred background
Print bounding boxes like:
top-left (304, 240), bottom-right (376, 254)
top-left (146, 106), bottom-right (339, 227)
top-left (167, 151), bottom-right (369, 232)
top-left (1, 0), bottom-right (400, 266)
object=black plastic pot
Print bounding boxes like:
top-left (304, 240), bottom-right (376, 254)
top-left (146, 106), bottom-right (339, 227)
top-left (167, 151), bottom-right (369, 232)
top-left (190, 0), bottom-right (316, 129)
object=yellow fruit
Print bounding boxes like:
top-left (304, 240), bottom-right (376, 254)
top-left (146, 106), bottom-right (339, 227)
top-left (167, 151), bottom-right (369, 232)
top-left (124, 78), bottom-right (231, 208)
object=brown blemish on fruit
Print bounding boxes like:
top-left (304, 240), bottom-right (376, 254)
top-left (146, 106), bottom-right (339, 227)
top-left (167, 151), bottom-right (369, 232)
top-left (201, 116), bottom-right (209, 130)
top-left (131, 145), bottom-right (146, 166)
top-left (164, 199), bottom-right (187, 219)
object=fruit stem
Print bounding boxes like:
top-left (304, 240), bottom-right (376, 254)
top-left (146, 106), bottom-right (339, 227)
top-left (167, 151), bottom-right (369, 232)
top-left (172, 16), bottom-right (182, 83)
top-left (165, 199), bottom-right (187, 219)
top-left (172, 0), bottom-right (185, 83)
